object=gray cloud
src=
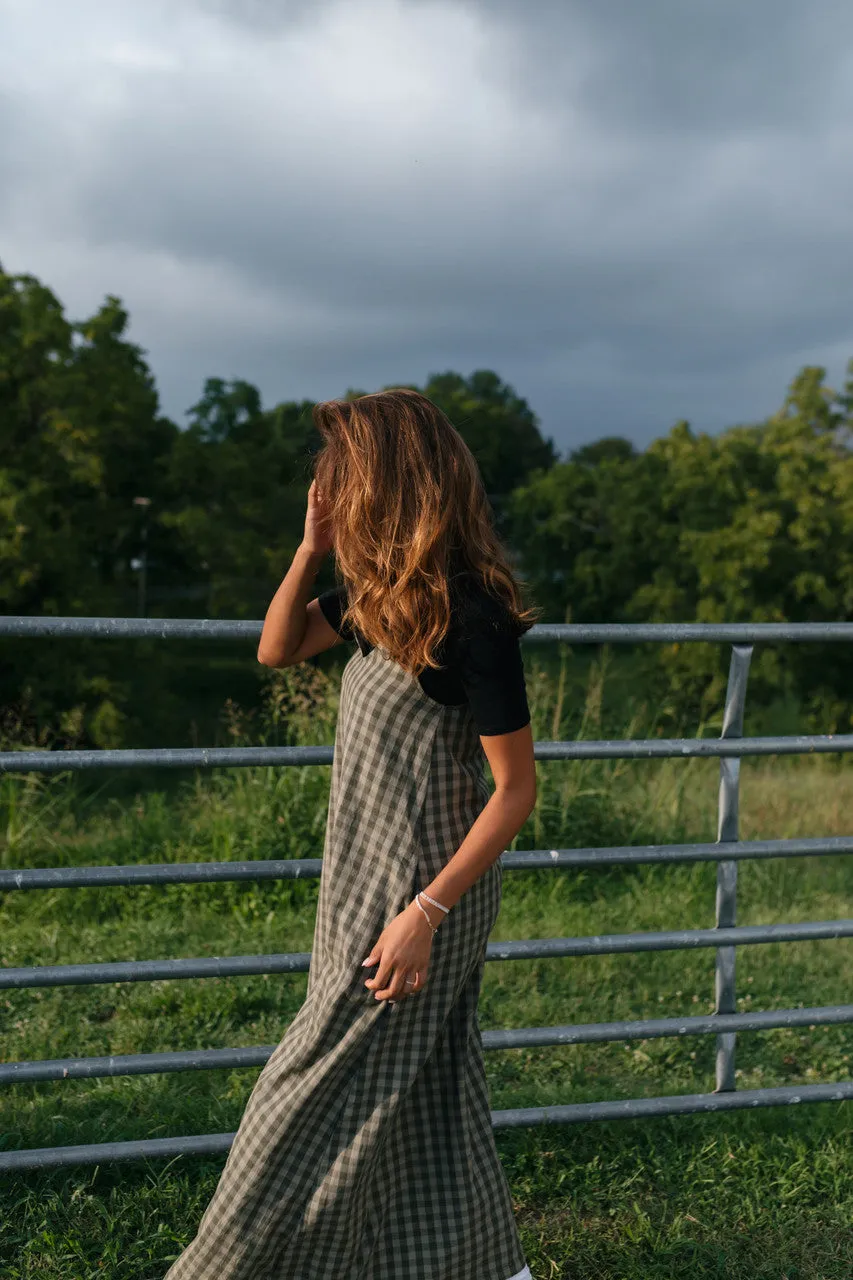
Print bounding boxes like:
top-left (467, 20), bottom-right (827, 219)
top-left (458, 0), bottom-right (850, 133)
top-left (2, 0), bottom-right (852, 452)
top-left (194, 0), bottom-right (323, 34)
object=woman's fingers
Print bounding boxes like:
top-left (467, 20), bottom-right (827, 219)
top-left (384, 969), bottom-right (429, 1003)
top-left (372, 967), bottom-right (403, 1001)
top-left (364, 944), bottom-right (429, 1003)
top-left (365, 955), bottom-right (392, 997)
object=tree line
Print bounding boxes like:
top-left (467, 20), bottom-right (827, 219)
top-left (4, 263), bottom-right (853, 750)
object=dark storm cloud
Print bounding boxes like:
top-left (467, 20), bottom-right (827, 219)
top-left (194, 0), bottom-right (321, 33)
top-left (448, 0), bottom-right (849, 133)
top-left (3, 0), bottom-right (852, 450)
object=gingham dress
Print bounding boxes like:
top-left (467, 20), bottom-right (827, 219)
top-left (164, 641), bottom-right (532, 1280)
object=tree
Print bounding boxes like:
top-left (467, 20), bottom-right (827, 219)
top-left (418, 369), bottom-right (559, 499)
top-left (570, 437), bottom-right (637, 467)
top-left (0, 267), bottom-right (180, 746)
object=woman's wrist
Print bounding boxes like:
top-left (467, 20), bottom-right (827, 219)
top-left (298, 541), bottom-right (328, 565)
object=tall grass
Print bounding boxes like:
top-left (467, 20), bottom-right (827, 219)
top-left (2, 644), bottom-right (853, 1278)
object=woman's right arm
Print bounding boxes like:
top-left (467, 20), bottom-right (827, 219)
top-left (257, 481), bottom-right (342, 668)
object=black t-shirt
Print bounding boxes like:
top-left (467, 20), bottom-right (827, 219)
top-left (316, 572), bottom-right (531, 737)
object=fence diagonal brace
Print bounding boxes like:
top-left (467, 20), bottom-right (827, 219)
top-left (715, 643), bottom-right (753, 1092)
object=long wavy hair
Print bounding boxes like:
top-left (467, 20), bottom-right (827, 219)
top-left (311, 388), bottom-right (542, 677)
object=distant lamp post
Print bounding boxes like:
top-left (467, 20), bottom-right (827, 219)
top-left (132, 496), bottom-right (152, 617)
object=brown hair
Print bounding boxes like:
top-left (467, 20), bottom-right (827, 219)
top-left (311, 387), bottom-right (542, 677)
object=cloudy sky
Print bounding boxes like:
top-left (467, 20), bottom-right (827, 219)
top-left (3, 0), bottom-right (852, 454)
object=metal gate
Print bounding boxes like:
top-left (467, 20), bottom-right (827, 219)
top-left (2, 615), bottom-right (853, 1172)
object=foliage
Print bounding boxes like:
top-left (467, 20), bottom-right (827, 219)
top-left (508, 364), bottom-right (853, 731)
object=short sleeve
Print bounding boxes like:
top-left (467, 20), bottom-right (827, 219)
top-left (316, 585), bottom-right (355, 642)
top-left (451, 594), bottom-right (531, 737)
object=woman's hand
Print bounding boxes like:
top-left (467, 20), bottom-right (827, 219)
top-left (302, 478), bottom-right (335, 557)
top-left (362, 901), bottom-right (436, 1003)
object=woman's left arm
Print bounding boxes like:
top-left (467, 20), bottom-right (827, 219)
top-left (362, 725), bottom-right (535, 1002)
top-left (417, 723), bottom-right (536, 915)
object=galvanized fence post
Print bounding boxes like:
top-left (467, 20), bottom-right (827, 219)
top-left (715, 644), bottom-right (753, 1092)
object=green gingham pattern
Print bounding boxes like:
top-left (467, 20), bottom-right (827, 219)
top-left (164, 643), bottom-right (530, 1280)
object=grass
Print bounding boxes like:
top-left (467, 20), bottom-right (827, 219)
top-left (2, 643), bottom-right (853, 1278)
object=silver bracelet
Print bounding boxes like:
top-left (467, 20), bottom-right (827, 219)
top-left (413, 890), bottom-right (450, 935)
top-left (419, 890), bottom-right (450, 915)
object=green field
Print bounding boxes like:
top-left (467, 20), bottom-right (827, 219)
top-left (2, 644), bottom-right (853, 1279)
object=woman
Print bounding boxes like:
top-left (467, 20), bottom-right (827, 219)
top-left (164, 388), bottom-right (541, 1280)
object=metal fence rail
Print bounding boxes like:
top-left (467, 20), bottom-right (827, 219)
top-left (2, 615), bottom-right (853, 1172)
